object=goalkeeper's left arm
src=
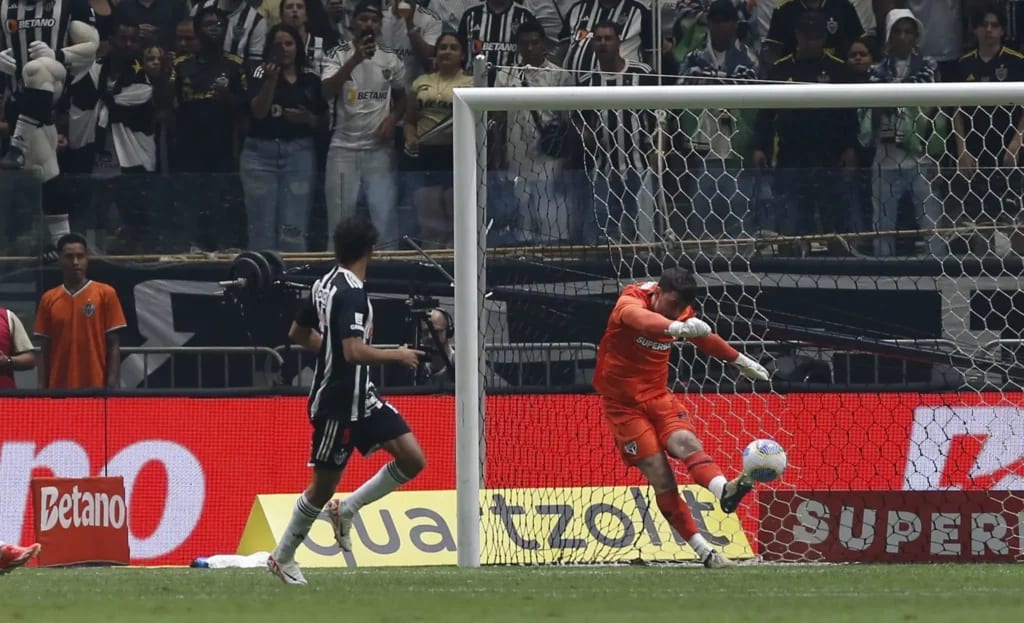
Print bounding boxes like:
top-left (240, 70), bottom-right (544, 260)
top-left (690, 334), bottom-right (769, 381)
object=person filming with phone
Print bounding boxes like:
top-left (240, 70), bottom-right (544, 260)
top-left (242, 23), bottom-right (327, 252)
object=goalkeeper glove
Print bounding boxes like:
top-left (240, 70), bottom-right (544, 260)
top-left (732, 353), bottom-right (770, 381)
top-left (666, 318), bottom-right (712, 339)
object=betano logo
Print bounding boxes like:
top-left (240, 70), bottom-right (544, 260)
top-left (238, 487), bottom-right (753, 567)
top-left (39, 485), bottom-right (127, 531)
top-left (8, 17), bottom-right (56, 32)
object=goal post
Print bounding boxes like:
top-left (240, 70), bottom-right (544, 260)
top-left (452, 80), bottom-right (1024, 568)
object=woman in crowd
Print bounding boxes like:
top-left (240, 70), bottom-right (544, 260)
top-left (278, 0), bottom-right (337, 76)
top-left (403, 33), bottom-right (472, 249)
top-left (241, 24), bottom-right (325, 252)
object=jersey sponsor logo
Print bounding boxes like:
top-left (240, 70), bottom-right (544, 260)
top-left (347, 88), bottom-right (389, 103)
top-left (634, 336), bottom-right (672, 351)
top-left (7, 17), bottom-right (57, 32)
top-left (476, 41), bottom-right (517, 53)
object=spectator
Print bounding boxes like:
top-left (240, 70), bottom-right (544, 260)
top-left (560, 0), bottom-right (654, 76)
top-left (175, 17), bottom-right (200, 56)
top-left (92, 0), bottom-right (117, 46)
top-left (323, 0), bottom-right (351, 43)
top-left (279, 0), bottom-right (338, 76)
top-left (322, 1), bottom-right (407, 248)
top-left (457, 0), bottom-right (537, 86)
top-left (902, 0), bottom-right (965, 80)
top-left (403, 33), bottom-right (471, 248)
top-left (494, 19), bottom-right (574, 243)
top-left (242, 24), bottom-right (326, 252)
top-left (191, 0), bottom-right (268, 66)
top-left (173, 6), bottom-right (249, 252)
top-left (72, 18), bottom-right (171, 253)
top-left (381, 0), bottom-right (443, 89)
top-left (576, 20), bottom-right (658, 244)
top-left (34, 233), bottom-right (127, 389)
top-left (870, 8), bottom-right (943, 257)
top-left (762, 0), bottom-right (865, 66)
top-left (952, 3), bottom-right (1024, 255)
top-left (113, 0), bottom-right (188, 50)
top-left (753, 10), bottom-right (861, 255)
top-left (847, 38), bottom-right (877, 247)
top-left (678, 0), bottom-right (759, 242)
top-left (0, 306), bottom-right (37, 389)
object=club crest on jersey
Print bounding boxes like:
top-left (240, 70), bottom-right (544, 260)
top-left (8, 17), bottom-right (56, 32)
top-left (826, 17), bottom-right (838, 35)
top-left (623, 441), bottom-right (638, 456)
top-left (83, 303), bottom-right (95, 318)
top-left (996, 64), bottom-right (1008, 81)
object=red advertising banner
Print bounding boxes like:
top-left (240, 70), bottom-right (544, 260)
top-left (1, 392), bottom-right (1022, 565)
top-left (31, 477), bottom-right (130, 566)
top-left (758, 490), bottom-right (1024, 562)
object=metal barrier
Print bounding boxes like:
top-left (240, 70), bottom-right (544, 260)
top-left (275, 342), bottom-right (599, 390)
top-left (122, 346), bottom-right (285, 389)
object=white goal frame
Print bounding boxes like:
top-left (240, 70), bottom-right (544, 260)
top-left (451, 81), bottom-right (1024, 568)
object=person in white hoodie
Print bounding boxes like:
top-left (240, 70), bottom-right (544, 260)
top-left (868, 8), bottom-right (942, 257)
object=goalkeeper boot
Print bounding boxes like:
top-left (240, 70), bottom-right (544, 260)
top-left (267, 554), bottom-right (307, 585)
top-left (701, 550), bottom-right (736, 569)
top-left (326, 499), bottom-right (354, 552)
top-left (0, 542), bottom-right (41, 574)
top-left (719, 473), bottom-right (754, 514)
top-left (0, 143), bottom-right (26, 170)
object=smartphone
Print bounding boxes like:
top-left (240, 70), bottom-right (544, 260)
top-left (269, 42), bottom-right (285, 64)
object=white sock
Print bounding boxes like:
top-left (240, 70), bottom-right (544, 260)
top-left (273, 494), bottom-right (322, 562)
top-left (709, 475), bottom-right (727, 501)
top-left (340, 461), bottom-right (410, 516)
top-left (688, 533), bottom-right (713, 559)
top-left (10, 115), bottom-right (42, 151)
top-left (45, 214), bottom-right (70, 244)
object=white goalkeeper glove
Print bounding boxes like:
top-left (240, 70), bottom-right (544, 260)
top-left (29, 41), bottom-right (56, 61)
top-left (0, 49), bottom-right (16, 76)
top-left (733, 353), bottom-right (770, 381)
top-left (666, 317), bottom-right (712, 339)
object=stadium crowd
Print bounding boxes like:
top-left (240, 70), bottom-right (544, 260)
top-left (3, 0), bottom-right (1024, 257)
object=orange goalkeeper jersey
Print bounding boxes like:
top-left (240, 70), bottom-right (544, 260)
top-left (593, 281), bottom-right (739, 404)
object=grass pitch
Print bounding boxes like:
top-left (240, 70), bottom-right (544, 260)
top-left (2, 564), bottom-right (1022, 622)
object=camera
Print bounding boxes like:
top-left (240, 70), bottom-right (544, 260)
top-left (404, 294), bottom-right (454, 384)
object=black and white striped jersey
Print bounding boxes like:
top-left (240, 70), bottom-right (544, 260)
top-left (560, 0), bottom-right (652, 76)
top-left (191, 0), bottom-right (265, 62)
top-left (0, 0), bottom-right (95, 91)
top-left (305, 32), bottom-right (327, 76)
top-left (307, 265), bottom-right (376, 423)
top-left (576, 60), bottom-right (657, 174)
top-left (457, 1), bottom-right (536, 85)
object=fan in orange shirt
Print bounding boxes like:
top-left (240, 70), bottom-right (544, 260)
top-left (593, 266), bottom-right (769, 569)
top-left (34, 233), bottom-right (127, 389)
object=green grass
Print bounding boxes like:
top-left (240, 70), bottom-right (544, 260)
top-left (2, 565), bottom-right (1023, 622)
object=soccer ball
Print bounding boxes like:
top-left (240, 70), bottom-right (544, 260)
top-left (742, 439), bottom-right (787, 482)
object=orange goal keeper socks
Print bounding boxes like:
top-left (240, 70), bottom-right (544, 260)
top-left (655, 491), bottom-right (714, 560)
top-left (683, 451), bottom-right (727, 500)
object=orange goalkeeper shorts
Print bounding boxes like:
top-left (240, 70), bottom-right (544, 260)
top-left (601, 393), bottom-right (695, 465)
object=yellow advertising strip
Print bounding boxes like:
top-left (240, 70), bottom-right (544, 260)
top-left (237, 486), bottom-right (753, 568)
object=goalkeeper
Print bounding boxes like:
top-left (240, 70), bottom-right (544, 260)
top-left (593, 266), bottom-right (769, 569)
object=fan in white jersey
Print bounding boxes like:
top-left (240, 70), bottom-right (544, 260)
top-left (380, 0), bottom-right (442, 89)
top-left (322, 0), bottom-right (407, 248)
top-left (0, 0), bottom-right (99, 253)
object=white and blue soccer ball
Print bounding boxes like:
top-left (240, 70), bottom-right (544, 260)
top-left (742, 439), bottom-right (788, 483)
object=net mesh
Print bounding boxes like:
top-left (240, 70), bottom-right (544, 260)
top-left (473, 68), bottom-right (1024, 564)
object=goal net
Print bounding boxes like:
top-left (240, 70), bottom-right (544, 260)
top-left (453, 74), bottom-right (1024, 566)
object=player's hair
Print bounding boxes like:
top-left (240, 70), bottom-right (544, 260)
top-left (193, 6), bottom-right (229, 32)
top-left (264, 23), bottom-right (308, 69)
top-left (56, 233), bottom-right (88, 254)
top-left (657, 267), bottom-right (697, 305)
top-left (516, 18), bottom-right (546, 41)
top-left (971, 2), bottom-right (1006, 30)
top-left (333, 215), bottom-right (379, 265)
top-left (592, 19), bottom-right (622, 38)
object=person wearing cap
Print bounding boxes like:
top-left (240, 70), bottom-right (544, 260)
top-left (762, 0), bottom-right (864, 69)
top-left (868, 8), bottom-right (942, 257)
top-left (951, 3), bottom-right (1024, 256)
top-left (322, 0), bottom-right (407, 249)
top-left (753, 9), bottom-right (861, 255)
top-left (678, 0), bottom-right (760, 242)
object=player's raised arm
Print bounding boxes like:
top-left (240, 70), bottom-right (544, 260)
top-left (689, 334), bottom-right (769, 381)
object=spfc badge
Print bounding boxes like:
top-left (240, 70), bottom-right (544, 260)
top-left (827, 17), bottom-right (838, 35)
top-left (83, 302), bottom-right (95, 318)
top-left (996, 64), bottom-right (1008, 81)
